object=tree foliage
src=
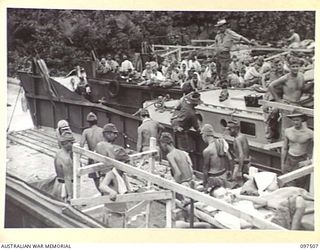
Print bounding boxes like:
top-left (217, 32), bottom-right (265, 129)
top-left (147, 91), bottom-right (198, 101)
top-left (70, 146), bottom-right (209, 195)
top-left (7, 9), bottom-right (315, 76)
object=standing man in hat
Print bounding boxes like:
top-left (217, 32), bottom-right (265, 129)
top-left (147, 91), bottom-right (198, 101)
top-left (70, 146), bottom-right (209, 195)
top-left (159, 132), bottom-right (194, 185)
top-left (93, 123), bottom-right (119, 192)
top-left (282, 111), bottom-right (313, 190)
top-left (171, 92), bottom-right (201, 151)
top-left (137, 108), bottom-right (164, 152)
top-left (214, 19), bottom-right (254, 85)
top-left (226, 120), bottom-right (251, 182)
top-left (80, 112), bottom-right (104, 190)
top-left (54, 131), bottom-right (75, 202)
top-left (201, 124), bottom-right (231, 189)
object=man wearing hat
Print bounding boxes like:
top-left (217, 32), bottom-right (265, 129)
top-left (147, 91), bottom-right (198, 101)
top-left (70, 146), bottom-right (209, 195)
top-left (54, 131), bottom-right (75, 202)
top-left (214, 18), bottom-right (254, 85)
top-left (80, 112), bottom-right (104, 190)
top-left (201, 124), bottom-right (232, 189)
top-left (226, 120), bottom-right (250, 182)
top-left (137, 108), bottom-right (164, 152)
top-left (56, 120), bottom-right (72, 148)
top-left (171, 92), bottom-right (201, 151)
top-left (282, 110), bottom-right (313, 189)
top-left (94, 123), bottom-right (119, 192)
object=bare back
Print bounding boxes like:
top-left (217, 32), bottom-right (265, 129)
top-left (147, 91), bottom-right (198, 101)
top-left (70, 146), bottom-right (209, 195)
top-left (80, 125), bottom-right (104, 151)
top-left (167, 148), bottom-right (193, 183)
top-left (233, 134), bottom-right (250, 160)
top-left (54, 149), bottom-right (73, 179)
top-left (203, 142), bottom-right (225, 174)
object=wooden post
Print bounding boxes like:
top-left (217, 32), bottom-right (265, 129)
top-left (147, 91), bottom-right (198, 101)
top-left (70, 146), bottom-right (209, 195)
top-left (189, 181), bottom-right (195, 228)
top-left (166, 198), bottom-right (172, 228)
top-left (72, 143), bottom-right (81, 200)
top-left (145, 137), bottom-right (157, 228)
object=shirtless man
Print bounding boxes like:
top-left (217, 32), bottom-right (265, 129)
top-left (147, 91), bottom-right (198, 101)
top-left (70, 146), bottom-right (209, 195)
top-left (159, 132), bottom-right (193, 185)
top-left (94, 123), bottom-right (118, 191)
top-left (137, 109), bottom-right (164, 152)
top-left (269, 57), bottom-right (304, 105)
top-left (282, 111), bottom-right (313, 189)
top-left (226, 120), bottom-right (250, 182)
top-left (54, 132), bottom-right (75, 202)
top-left (80, 112), bottom-right (104, 190)
top-left (99, 147), bottom-right (132, 227)
top-left (201, 124), bottom-right (231, 189)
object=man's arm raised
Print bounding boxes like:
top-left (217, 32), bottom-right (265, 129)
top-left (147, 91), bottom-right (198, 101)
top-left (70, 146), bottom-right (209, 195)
top-left (268, 75), bottom-right (286, 102)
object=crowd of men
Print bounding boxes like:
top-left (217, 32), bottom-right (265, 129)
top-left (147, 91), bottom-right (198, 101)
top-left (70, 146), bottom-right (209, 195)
top-left (49, 19), bottom-right (314, 229)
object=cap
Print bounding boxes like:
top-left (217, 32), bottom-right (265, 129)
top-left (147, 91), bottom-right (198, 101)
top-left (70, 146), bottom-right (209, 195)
top-left (57, 120), bottom-right (69, 129)
top-left (215, 19), bottom-right (227, 27)
top-left (286, 109), bottom-right (307, 121)
top-left (226, 120), bottom-right (239, 129)
top-left (86, 112), bottom-right (97, 122)
top-left (186, 92), bottom-right (201, 105)
top-left (201, 124), bottom-right (215, 136)
top-left (58, 131), bottom-right (75, 143)
top-left (114, 146), bottom-right (130, 163)
top-left (159, 132), bottom-right (174, 144)
top-left (140, 108), bottom-right (149, 116)
top-left (103, 123), bottom-right (119, 133)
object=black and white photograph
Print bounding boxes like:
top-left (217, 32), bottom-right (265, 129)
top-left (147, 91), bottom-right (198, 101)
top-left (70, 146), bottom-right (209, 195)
top-left (6, 8), bottom-right (315, 230)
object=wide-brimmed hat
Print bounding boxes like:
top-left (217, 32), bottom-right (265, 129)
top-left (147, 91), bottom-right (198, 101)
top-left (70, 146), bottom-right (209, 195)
top-left (286, 110), bottom-right (307, 121)
top-left (86, 112), bottom-right (97, 122)
top-left (201, 124), bottom-right (215, 136)
top-left (215, 19), bottom-right (227, 27)
top-left (103, 123), bottom-right (119, 133)
top-left (226, 120), bottom-right (239, 129)
top-left (186, 92), bottom-right (201, 105)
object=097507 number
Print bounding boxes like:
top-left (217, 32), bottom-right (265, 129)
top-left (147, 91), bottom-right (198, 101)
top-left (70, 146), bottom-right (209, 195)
top-left (300, 244), bottom-right (319, 248)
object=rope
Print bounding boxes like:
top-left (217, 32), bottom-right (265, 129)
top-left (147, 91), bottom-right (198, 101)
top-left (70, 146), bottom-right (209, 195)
top-left (7, 85), bottom-right (22, 133)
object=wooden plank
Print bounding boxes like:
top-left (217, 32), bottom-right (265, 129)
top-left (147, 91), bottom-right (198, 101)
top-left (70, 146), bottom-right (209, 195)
top-left (72, 145), bottom-right (285, 230)
top-left (129, 149), bottom-right (158, 159)
top-left (278, 165), bottom-right (313, 184)
top-left (191, 39), bottom-right (215, 43)
top-left (259, 100), bottom-right (314, 116)
top-left (72, 143), bottom-right (81, 199)
top-left (166, 199), bottom-right (173, 228)
top-left (263, 141), bottom-right (284, 150)
top-left (160, 48), bottom-right (179, 58)
top-left (126, 200), bottom-right (149, 218)
top-left (70, 190), bottom-right (173, 206)
top-left (78, 162), bottom-right (105, 175)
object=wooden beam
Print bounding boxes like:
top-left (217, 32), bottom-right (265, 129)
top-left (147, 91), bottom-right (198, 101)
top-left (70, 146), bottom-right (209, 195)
top-left (259, 100), bottom-right (314, 116)
top-left (126, 200), bottom-right (149, 218)
top-left (191, 39), bottom-right (215, 43)
top-left (160, 48), bottom-right (180, 58)
top-left (70, 190), bottom-right (173, 207)
top-left (78, 162), bottom-right (107, 176)
top-left (166, 199), bottom-right (173, 228)
top-left (129, 149), bottom-right (158, 159)
top-left (72, 143), bottom-right (81, 199)
top-left (72, 145), bottom-right (285, 230)
top-left (153, 45), bottom-right (217, 50)
top-left (278, 165), bottom-right (313, 184)
top-left (263, 141), bottom-right (284, 150)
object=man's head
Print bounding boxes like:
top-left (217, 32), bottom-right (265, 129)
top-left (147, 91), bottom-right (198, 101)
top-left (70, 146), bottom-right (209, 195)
top-left (106, 54), bottom-right (112, 60)
top-left (273, 58), bottom-right (283, 72)
top-left (289, 28), bottom-right (295, 34)
top-left (232, 55), bottom-right (238, 63)
top-left (86, 112), bottom-right (97, 126)
top-left (287, 110), bottom-right (307, 129)
top-left (288, 57), bottom-right (301, 75)
top-left (101, 58), bottom-right (106, 65)
top-left (256, 56), bottom-right (264, 67)
top-left (201, 124), bottom-right (215, 143)
top-left (59, 132), bottom-right (75, 152)
top-left (215, 19), bottom-right (227, 32)
top-left (210, 186), bottom-right (235, 203)
top-left (159, 132), bottom-right (174, 152)
top-left (226, 120), bottom-right (239, 137)
top-left (103, 123), bottom-right (119, 142)
top-left (185, 92), bottom-right (201, 106)
top-left (140, 108), bottom-right (150, 118)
